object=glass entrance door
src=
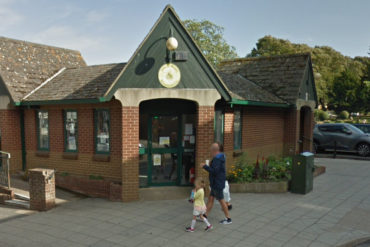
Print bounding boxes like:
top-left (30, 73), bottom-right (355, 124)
top-left (148, 115), bottom-right (182, 186)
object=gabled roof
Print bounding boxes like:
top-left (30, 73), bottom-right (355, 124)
top-left (0, 36), bottom-right (86, 102)
top-left (104, 5), bottom-right (232, 101)
top-left (218, 53), bottom-right (312, 104)
top-left (217, 72), bottom-right (287, 104)
top-left (24, 63), bottom-right (125, 102)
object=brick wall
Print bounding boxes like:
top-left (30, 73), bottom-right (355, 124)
top-left (195, 106), bottom-right (214, 185)
top-left (283, 109), bottom-right (299, 156)
top-left (241, 107), bottom-right (285, 161)
top-left (223, 107), bottom-right (234, 153)
top-left (0, 109), bottom-right (22, 172)
top-left (223, 106), bottom-right (286, 170)
top-left (24, 100), bottom-right (122, 181)
top-left (121, 106), bottom-right (139, 202)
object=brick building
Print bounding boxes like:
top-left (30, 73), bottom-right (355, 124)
top-left (0, 5), bottom-right (317, 201)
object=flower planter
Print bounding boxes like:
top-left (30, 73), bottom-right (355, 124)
top-left (314, 165), bottom-right (326, 177)
top-left (229, 181), bottom-right (288, 193)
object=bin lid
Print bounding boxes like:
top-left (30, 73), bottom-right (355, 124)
top-left (300, 152), bottom-right (314, 157)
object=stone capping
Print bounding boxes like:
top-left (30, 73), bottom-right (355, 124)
top-left (229, 181), bottom-right (288, 193)
top-left (114, 88), bottom-right (221, 107)
top-left (35, 151), bottom-right (50, 158)
top-left (62, 152), bottom-right (78, 160)
top-left (93, 154), bottom-right (110, 162)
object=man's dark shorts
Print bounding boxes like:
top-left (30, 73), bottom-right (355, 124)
top-left (210, 188), bottom-right (224, 200)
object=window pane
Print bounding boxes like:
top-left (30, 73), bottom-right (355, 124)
top-left (96, 110), bottom-right (110, 153)
top-left (215, 110), bottom-right (223, 144)
top-left (234, 110), bottom-right (241, 149)
top-left (65, 111), bottom-right (78, 151)
top-left (38, 111), bottom-right (49, 150)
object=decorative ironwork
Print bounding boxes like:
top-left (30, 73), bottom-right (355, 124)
top-left (0, 151), bottom-right (11, 188)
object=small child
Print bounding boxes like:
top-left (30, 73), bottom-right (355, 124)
top-left (186, 178), bottom-right (212, 232)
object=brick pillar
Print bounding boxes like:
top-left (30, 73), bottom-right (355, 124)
top-left (283, 109), bottom-right (299, 156)
top-left (195, 106), bottom-right (214, 189)
top-left (29, 168), bottom-right (55, 211)
top-left (223, 107), bottom-right (234, 170)
top-left (121, 106), bottom-right (139, 202)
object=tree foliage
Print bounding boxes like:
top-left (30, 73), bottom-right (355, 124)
top-left (183, 19), bottom-right (238, 67)
top-left (248, 36), bottom-right (370, 112)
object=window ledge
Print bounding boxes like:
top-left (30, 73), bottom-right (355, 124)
top-left (233, 150), bottom-right (243, 157)
top-left (93, 154), bottom-right (110, 162)
top-left (36, 150), bottom-right (50, 158)
top-left (63, 152), bottom-right (78, 160)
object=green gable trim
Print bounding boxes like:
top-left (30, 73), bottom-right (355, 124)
top-left (230, 98), bottom-right (292, 108)
top-left (15, 98), bottom-right (105, 106)
top-left (104, 5), bottom-right (231, 101)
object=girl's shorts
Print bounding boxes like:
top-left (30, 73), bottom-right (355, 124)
top-left (193, 209), bottom-right (206, 216)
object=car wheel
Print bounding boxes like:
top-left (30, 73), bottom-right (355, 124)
top-left (357, 143), bottom-right (370, 157)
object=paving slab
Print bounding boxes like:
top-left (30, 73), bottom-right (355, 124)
top-left (0, 158), bottom-right (369, 246)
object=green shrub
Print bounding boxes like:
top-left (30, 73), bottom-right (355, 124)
top-left (318, 110), bottom-right (329, 121)
top-left (227, 154), bottom-right (292, 183)
top-left (338, 110), bottom-right (349, 119)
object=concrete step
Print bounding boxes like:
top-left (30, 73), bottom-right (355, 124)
top-left (14, 193), bottom-right (30, 201)
top-left (4, 199), bottom-right (30, 209)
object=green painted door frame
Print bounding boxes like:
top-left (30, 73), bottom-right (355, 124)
top-left (147, 114), bottom-right (183, 187)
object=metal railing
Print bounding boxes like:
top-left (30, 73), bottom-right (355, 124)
top-left (0, 151), bottom-right (11, 188)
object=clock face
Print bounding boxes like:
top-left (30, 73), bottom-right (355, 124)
top-left (158, 63), bottom-right (181, 88)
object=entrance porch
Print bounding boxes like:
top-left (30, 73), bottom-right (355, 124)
top-left (115, 88), bottom-right (220, 201)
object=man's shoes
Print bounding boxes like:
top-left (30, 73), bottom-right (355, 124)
top-left (228, 204), bottom-right (232, 210)
top-left (204, 225), bottom-right (213, 231)
top-left (219, 218), bottom-right (232, 224)
top-left (185, 227), bottom-right (195, 232)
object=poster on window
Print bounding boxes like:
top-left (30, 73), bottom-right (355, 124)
top-left (153, 154), bottom-right (161, 166)
top-left (159, 136), bottom-right (170, 146)
top-left (185, 124), bottom-right (193, 135)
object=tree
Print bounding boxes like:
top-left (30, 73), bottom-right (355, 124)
top-left (329, 69), bottom-right (369, 113)
top-left (183, 19), bottom-right (238, 66)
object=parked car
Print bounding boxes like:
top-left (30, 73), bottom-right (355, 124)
top-left (352, 124), bottom-right (370, 134)
top-left (313, 123), bottom-right (370, 157)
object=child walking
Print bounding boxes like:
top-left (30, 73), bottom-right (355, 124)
top-left (186, 178), bottom-right (213, 232)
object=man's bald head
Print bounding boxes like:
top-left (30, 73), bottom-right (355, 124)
top-left (210, 142), bottom-right (223, 157)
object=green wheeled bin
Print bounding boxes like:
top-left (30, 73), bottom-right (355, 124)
top-left (291, 152), bottom-right (314, 194)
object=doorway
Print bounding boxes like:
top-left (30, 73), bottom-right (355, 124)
top-left (139, 99), bottom-right (197, 187)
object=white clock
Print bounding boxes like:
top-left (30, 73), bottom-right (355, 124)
top-left (158, 63), bottom-right (181, 88)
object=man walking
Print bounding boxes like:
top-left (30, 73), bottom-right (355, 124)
top-left (201, 142), bottom-right (232, 224)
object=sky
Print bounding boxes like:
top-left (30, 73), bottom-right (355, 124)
top-left (1, 0), bottom-right (369, 65)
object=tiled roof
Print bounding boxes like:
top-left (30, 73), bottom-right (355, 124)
top-left (218, 53), bottom-right (310, 104)
top-left (0, 37), bottom-right (86, 102)
top-left (218, 72), bottom-right (287, 104)
top-left (24, 63), bottom-right (126, 102)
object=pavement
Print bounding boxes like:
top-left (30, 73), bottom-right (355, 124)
top-left (0, 158), bottom-right (370, 247)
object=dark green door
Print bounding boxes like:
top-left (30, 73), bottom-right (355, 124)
top-left (148, 115), bottom-right (183, 186)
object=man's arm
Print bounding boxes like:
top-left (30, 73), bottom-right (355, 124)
top-left (203, 159), bottom-right (221, 175)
